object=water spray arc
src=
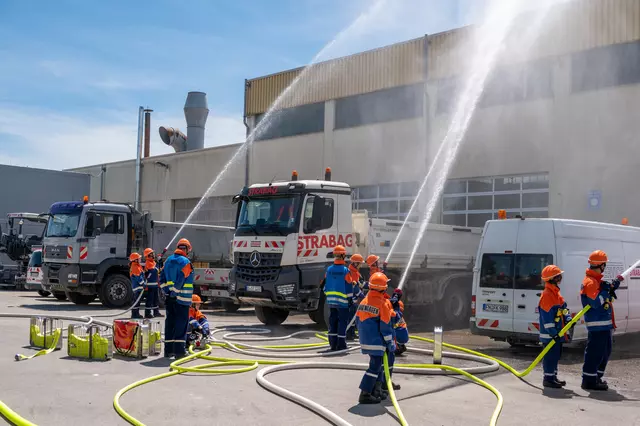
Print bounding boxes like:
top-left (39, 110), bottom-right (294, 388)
top-left (397, 1), bottom-right (556, 291)
top-left (164, 0), bottom-right (389, 251)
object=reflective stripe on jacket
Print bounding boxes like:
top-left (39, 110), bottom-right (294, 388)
top-left (160, 250), bottom-right (194, 306)
top-left (580, 269), bottom-right (614, 331)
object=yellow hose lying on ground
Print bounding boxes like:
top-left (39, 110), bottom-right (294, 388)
top-left (410, 305), bottom-right (590, 379)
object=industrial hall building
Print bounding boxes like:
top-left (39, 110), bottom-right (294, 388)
top-left (72, 0), bottom-right (640, 229)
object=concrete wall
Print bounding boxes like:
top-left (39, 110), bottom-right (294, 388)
top-left (0, 165), bottom-right (90, 264)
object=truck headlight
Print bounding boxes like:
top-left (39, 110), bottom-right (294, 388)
top-left (68, 273), bottom-right (78, 280)
top-left (276, 284), bottom-right (295, 295)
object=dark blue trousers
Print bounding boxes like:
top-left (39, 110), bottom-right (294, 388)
top-left (582, 329), bottom-right (613, 384)
top-left (542, 341), bottom-right (563, 379)
top-left (164, 298), bottom-right (190, 356)
top-left (360, 355), bottom-right (383, 393)
top-left (328, 306), bottom-right (350, 351)
top-left (346, 304), bottom-right (357, 339)
top-left (144, 286), bottom-right (160, 316)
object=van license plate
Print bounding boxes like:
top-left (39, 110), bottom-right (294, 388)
top-left (246, 285), bottom-right (262, 293)
top-left (483, 303), bottom-right (508, 313)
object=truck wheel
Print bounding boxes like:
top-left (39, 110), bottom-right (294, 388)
top-left (52, 291), bottom-right (67, 301)
top-left (255, 306), bottom-right (289, 325)
top-left (37, 290), bottom-right (50, 297)
top-left (222, 300), bottom-right (241, 313)
top-left (66, 292), bottom-right (98, 305)
top-left (100, 274), bottom-right (133, 308)
top-left (308, 290), bottom-right (326, 325)
top-left (441, 284), bottom-right (470, 326)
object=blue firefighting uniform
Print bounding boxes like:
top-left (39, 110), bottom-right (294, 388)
top-left (324, 260), bottom-right (352, 351)
top-left (144, 260), bottom-right (161, 317)
top-left (538, 283), bottom-right (572, 380)
top-left (391, 299), bottom-right (409, 345)
top-left (356, 290), bottom-right (396, 393)
top-left (160, 249), bottom-right (194, 357)
top-left (581, 269), bottom-right (618, 384)
top-left (347, 264), bottom-right (364, 340)
top-left (188, 307), bottom-right (210, 336)
top-left (130, 262), bottom-right (145, 318)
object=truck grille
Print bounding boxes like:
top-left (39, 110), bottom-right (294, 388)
top-left (235, 252), bottom-right (282, 284)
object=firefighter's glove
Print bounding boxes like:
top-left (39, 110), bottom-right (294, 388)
top-left (609, 288), bottom-right (618, 300)
top-left (552, 334), bottom-right (563, 343)
top-left (612, 275), bottom-right (623, 290)
top-left (386, 341), bottom-right (397, 353)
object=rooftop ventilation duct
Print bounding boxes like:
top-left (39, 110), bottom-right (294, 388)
top-left (159, 126), bottom-right (187, 152)
top-left (184, 91), bottom-right (208, 151)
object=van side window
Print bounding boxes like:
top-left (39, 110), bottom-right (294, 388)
top-left (480, 254), bottom-right (514, 289)
top-left (515, 254), bottom-right (553, 290)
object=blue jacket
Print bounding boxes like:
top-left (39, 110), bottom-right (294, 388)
top-left (538, 283), bottom-right (572, 342)
top-left (145, 261), bottom-right (159, 288)
top-left (130, 263), bottom-right (145, 293)
top-left (160, 250), bottom-right (194, 306)
top-left (580, 269), bottom-right (616, 332)
top-left (356, 290), bottom-right (395, 356)
top-left (324, 261), bottom-right (352, 308)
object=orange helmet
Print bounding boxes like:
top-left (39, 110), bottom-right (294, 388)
top-left (333, 245), bottom-right (347, 256)
top-left (541, 265), bottom-right (564, 282)
top-left (192, 294), bottom-right (202, 304)
top-left (177, 238), bottom-right (192, 252)
top-left (366, 255), bottom-right (380, 267)
top-left (129, 253), bottom-right (141, 262)
top-left (143, 248), bottom-right (155, 258)
top-left (350, 254), bottom-right (364, 263)
top-left (369, 272), bottom-right (390, 291)
top-left (588, 250), bottom-right (608, 266)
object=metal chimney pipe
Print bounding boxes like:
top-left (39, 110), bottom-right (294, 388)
top-left (135, 106), bottom-right (144, 210)
top-left (143, 108), bottom-right (153, 158)
top-left (184, 92), bottom-right (208, 151)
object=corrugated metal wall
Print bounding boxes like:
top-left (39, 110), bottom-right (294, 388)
top-left (428, 0), bottom-right (640, 79)
top-left (245, 37), bottom-right (425, 115)
top-left (245, 0), bottom-right (640, 112)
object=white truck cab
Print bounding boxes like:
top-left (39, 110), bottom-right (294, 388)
top-left (471, 217), bottom-right (640, 345)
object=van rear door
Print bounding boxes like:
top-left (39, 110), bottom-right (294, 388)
top-left (475, 220), bottom-right (519, 333)
top-left (513, 220), bottom-right (555, 336)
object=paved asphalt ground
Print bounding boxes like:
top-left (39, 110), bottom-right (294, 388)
top-left (1, 290), bottom-right (640, 426)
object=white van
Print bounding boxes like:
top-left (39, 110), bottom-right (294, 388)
top-left (470, 218), bottom-right (640, 345)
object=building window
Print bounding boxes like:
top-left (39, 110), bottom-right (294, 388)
top-left (441, 173), bottom-right (549, 227)
top-left (173, 196), bottom-right (236, 227)
top-left (335, 84), bottom-right (424, 129)
top-left (572, 40), bottom-right (640, 93)
top-left (254, 102), bottom-right (325, 141)
top-left (436, 59), bottom-right (553, 114)
top-left (352, 181), bottom-right (419, 221)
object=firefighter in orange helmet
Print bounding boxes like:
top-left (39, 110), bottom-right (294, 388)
top-left (129, 252), bottom-right (145, 319)
top-left (346, 254), bottom-right (365, 341)
top-left (324, 245), bottom-right (352, 351)
top-left (538, 265), bottom-right (572, 388)
top-left (580, 250), bottom-right (623, 391)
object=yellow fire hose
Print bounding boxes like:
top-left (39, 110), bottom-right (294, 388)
top-left (1, 307), bottom-right (589, 426)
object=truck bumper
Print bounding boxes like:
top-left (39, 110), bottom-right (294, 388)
top-left (42, 263), bottom-right (97, 295)
top-left (230, 265), bottom-right (321, 311)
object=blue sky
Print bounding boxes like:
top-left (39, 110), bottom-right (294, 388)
top-left (0, 0), bottom-right (487, 170)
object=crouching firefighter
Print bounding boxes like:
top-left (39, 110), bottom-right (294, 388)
top-left (129, 253), bottom-right (145, 319)
top-left (346, 254), bottom-right (365, 341)
top-left (160, 238), bottom-right (194, 359)
top-left (143, 248), bottom-right (163, 319)
top-left (324, 245), bottom-right (352, 351)
top-left (538, 265), bottom-right (573, 388)
top-left (580, 250), bottom-right (623, 391)
top-left (356, 272), bottom-right (397, 404)
top-left (189, 294), bottom-right (210, 337)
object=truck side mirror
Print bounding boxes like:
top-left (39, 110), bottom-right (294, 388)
top-left (93, 228), bottom-right (101, 237)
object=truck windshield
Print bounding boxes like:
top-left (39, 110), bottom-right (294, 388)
top-left (45, 213), bottom-right (81, 238)
top-left (236, 196), bottom-right (300, 236)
